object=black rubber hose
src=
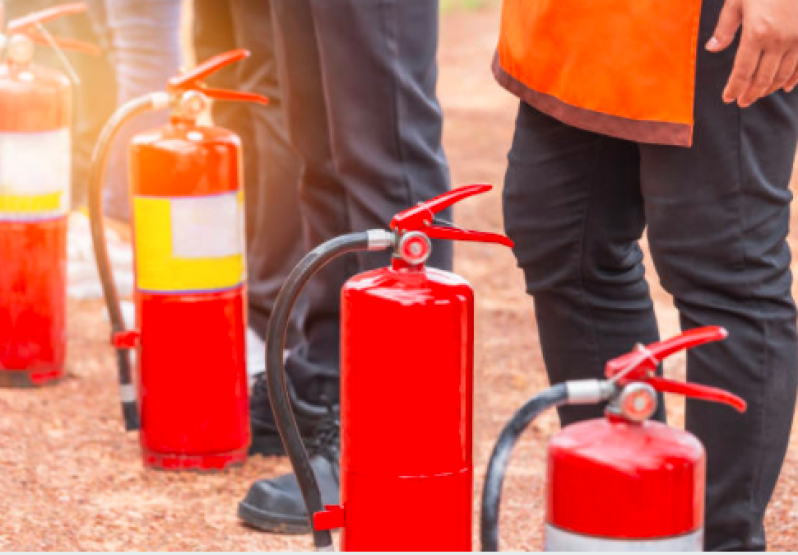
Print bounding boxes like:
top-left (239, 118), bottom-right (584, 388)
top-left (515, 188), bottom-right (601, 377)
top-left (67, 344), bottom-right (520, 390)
top-left (87, 94), bottom-right (168, 432)
top-left (266, 232), bottom-right (380, 551)
top-left (480, 383), bottom-right (569, 552)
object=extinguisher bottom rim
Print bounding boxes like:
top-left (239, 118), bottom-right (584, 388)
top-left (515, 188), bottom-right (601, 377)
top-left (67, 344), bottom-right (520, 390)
top-left (0, 368), bottom-right (63, 388)
top-left (142, 446), bottom-right (249, 472)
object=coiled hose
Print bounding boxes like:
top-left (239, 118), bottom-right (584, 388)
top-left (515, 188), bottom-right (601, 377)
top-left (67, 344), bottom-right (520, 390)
top-left (266, 231), bottom-right (394, 551)
top-left (87, 92), bottom-right (170, 431)
top-left (480, 384), bottom-right (569, 552)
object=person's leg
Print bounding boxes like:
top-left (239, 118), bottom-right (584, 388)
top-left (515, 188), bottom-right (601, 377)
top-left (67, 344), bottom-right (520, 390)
top-left (270, 0), bottom-right (351, 399)
top-left (101, 0), bottom-right (182, 222)
top-left (639, 2), bottom-right (798, 549)
top-left (239, 0), bottom-right (454, 534)
top-left (226, 0), bottom-right (305, 343)
top-left (273, 0), bottom-right (455, 401)
top-left (309, 0), bottom-right (453, 270)
top-left (504, 102), bottom-right (662, 425)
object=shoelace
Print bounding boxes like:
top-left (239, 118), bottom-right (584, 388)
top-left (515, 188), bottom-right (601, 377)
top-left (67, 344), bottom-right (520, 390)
top-left (307, 409), bottom-right (340, 461)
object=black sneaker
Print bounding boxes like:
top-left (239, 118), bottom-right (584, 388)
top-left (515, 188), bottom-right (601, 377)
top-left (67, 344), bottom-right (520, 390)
top-left (248, 372), bottom-right (335, 456)
top-left (239, 410), bottom-right (341, 534)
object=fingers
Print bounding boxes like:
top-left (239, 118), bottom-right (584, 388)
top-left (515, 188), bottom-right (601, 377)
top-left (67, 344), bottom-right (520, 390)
top-left (769, 51), bottom-right (798, 94)
top-left (723, 32), bottom-right (764, 103)
top-left (707, 0), bottom-right (743, 52)
top-left (739, 50), bottom-right (782, 106)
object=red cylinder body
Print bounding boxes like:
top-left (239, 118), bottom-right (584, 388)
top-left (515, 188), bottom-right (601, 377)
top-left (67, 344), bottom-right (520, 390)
top-left (339, 260), bottom-right (474, 551)
top-left (0, 59), bottom-right (71, 387)
top-left (128, 119), bottom-right (250, 470)
top-left (546, 417), bottom-right (706, 550)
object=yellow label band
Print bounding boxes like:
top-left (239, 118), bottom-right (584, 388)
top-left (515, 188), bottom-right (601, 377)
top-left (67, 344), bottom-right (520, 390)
top-left (134, 192), bottom-right (246, 293)
top-left (0, 191), bottom-right (62, 213)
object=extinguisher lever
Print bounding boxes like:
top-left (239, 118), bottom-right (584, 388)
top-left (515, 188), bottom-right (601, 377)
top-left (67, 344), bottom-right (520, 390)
top-left (390, 184), bottom-right (514, 248)
top-left (647, 376), bottom-right (747, 413)
top-left (424, 225), bottom-right (514, 247)
top-left (167, 49), bottom-right (269, 105)
top-left (7, 3), bottom-right (100, 55)
top-left (605, 326), bottom-right (728, 381)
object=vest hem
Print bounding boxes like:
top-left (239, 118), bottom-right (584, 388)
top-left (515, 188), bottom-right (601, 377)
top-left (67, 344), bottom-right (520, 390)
top-left (492, 52), bottom-right (693, 148)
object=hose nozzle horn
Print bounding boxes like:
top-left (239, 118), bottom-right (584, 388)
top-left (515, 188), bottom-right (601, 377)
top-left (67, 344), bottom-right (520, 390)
top-left (7, 3), bottom-right (100, 56)
top-left (605, 326), bottom-right (746, 413)
top-left (167, 49), bottom-right (269, 106)
top-left (390, 184), bottom-right (514, 248)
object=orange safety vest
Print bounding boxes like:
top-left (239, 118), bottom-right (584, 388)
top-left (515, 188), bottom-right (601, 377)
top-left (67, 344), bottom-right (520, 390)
top-left (494, 0), bottom-right (703, 147)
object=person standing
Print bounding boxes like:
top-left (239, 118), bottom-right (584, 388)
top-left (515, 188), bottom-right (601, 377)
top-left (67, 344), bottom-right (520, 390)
top-left (237, 0), bottom-right (453, 534)
top-left (496, 0), bottom-right (798, 549)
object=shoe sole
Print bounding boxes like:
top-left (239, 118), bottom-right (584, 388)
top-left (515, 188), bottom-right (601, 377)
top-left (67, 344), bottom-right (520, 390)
top-left (238, 500), bottom-right (311, 535)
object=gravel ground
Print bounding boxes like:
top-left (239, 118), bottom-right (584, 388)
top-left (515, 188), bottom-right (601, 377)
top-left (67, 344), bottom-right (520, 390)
top-left (2, 2), bottom-right (798, 550)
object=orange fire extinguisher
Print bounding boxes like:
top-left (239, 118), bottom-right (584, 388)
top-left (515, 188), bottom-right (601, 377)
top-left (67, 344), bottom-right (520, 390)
top-left (0, 3), bottom-right (98, 387)
top-left (265, 184), bottom-right (514, 551)
top-left (480, 327), bottom-right (747, 551)
top-left (88, 50), bottom-right (267, 470)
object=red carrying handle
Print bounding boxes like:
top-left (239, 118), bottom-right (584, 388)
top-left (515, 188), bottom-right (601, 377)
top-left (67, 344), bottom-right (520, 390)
top-left (7, 3), bottom-right (100, 55)
top-left (390, 184), bottom-right (514, 248)
top-left (605, 327), bottom-right (746, 413)
top-left (167, 49), bottom-right (269, 105)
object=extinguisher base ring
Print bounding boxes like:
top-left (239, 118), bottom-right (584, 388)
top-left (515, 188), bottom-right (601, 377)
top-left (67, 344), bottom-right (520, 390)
top-left (0, 367), bottom-right (63, 388)
top-left (142, 446), bottom-right (249, 472)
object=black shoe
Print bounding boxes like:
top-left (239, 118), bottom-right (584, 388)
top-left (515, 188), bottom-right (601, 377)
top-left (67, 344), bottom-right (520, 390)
top-left (239, 411), bottom-right (341, 534)
top-left (248, 373), bottom-right (337, 456)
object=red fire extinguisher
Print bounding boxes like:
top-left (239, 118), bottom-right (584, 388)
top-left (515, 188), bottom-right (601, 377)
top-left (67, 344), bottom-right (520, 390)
top-left (480, 326), bottom-right (747, 551)
top-left (0, 3), bottom-right (98, 387)
top-left (88, 50), bottom-right (268, 470)
top-left (265, 184), bottom-right (513, 551)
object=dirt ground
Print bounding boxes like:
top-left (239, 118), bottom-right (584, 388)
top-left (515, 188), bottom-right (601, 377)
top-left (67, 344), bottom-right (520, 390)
top-left (3, 1), bottom-right (798, 551)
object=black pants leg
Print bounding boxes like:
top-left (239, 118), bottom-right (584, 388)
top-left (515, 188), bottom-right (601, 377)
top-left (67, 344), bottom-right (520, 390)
top-left (638, 1), bottom-right (798, 548)
top-left (504, 0), bottom-right (798, 548)
top-left (503, 105), bottom-right (661, 425)
top-left (270, 0), bottom-right (452, 396)
top-left (193, 0), bottom-right (304, 342)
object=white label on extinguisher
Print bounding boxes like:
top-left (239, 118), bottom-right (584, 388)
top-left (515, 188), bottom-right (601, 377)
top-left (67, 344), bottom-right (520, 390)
top-left (545, 524), bottom-right (704, 552)
top-left (0, 129), bottom-right (71, 221)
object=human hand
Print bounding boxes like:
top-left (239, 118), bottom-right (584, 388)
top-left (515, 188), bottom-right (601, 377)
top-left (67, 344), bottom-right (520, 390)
top-left (706, 0), bottom-right (798, 107)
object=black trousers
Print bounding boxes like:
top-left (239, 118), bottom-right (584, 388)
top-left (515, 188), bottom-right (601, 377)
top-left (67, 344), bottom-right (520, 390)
top-left (193, 0), bottom-right (305, 343)
top-left (270, 0), bottom-right (453, 395)
top-left (503, 0), bottom-right (798, 550)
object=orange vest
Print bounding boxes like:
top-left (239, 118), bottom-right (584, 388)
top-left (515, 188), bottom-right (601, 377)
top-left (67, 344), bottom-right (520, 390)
top-left (494, 0), bottom-right (703, 147)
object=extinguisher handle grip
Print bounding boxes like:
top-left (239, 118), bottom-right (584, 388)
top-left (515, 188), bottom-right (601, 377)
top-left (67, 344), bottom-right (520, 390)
top-left (167, 49), bottom-right (269, 105)
top-left (606, 326), bottom-right (728, 380)
top-left (647, 376), bottom-right (746, 413)
top-left (7, 2), bottom-right (100, 55)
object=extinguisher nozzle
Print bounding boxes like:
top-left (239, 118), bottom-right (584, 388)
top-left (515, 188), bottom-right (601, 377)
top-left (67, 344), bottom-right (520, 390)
top-left (122, 401), bottom-right (140, 431)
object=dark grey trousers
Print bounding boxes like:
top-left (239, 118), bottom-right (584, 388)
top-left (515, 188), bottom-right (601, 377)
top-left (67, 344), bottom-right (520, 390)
top-left (503, 0), bottom-right (798, 550)
top-left (193, 0), bottom-right (305, 343)
top-left (270, 0), bottom-right (453, 394)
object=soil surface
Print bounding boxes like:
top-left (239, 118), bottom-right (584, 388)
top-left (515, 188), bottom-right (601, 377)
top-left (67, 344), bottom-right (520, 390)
top-left (2, 2), bottom-right (798, 550)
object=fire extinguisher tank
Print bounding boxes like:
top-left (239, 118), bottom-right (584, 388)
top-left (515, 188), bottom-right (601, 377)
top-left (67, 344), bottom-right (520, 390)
top-left (547, 413), bottom-right (706, 549)
top-left (0, 34), bottom-right (72, 386)
top-left (129, 121), bottom-right (249, 469)
top-left (340, 263), bottom-right (474, 551)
